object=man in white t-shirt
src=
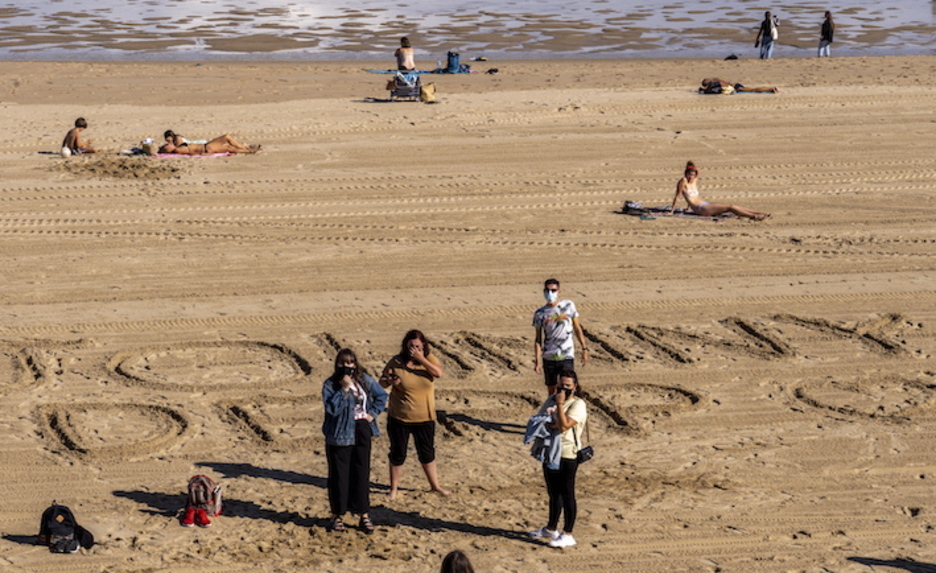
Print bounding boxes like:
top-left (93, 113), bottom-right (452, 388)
top-left (532, 278), bottom-right (589, 394)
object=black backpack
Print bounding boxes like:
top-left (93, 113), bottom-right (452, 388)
top-left (38, 502), bottom-right (94, 553)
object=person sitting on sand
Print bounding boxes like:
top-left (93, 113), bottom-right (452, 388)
top-left (699, 78), bottom-right (778, 94)
top-left (62, 117), bottom-right (97, 155)
top-left (670, 161), bottom-right (770, 220)
top-left (158, 130), bottom-right (260, 155)
top-left (395, 37), bottom-right (416, 71)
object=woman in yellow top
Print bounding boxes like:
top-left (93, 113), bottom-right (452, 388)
top-left (380, 329), bottom-right (450, 499)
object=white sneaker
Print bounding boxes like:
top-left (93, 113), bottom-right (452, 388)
top-left (548, 533), bottom-right (577, 548)
top-left (528, 526), bottom-right (559, 540)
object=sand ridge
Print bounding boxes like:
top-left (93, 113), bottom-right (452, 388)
top-left (0, 56), bottom-right (935, 572)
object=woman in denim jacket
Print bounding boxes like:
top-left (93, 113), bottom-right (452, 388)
top-left (322, 348), bottom-right (388, 534)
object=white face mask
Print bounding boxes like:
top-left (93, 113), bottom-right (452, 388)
top-left (544, 290), bottom-right (558, 303)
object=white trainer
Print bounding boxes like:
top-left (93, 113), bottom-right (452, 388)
top-left (548, 533), bottom-right (577, 548)
top-left (528, 526), bottom-right (560, 540)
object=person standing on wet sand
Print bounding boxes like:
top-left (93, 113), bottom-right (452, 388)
top-left (533, 278), bottom-right (589, 396)
top-left (819, 11), bottom-right (835, 57)
top-left (380, 329), bottom-right (450, 499)
top-left (754, 11), bottom-right (779, 59)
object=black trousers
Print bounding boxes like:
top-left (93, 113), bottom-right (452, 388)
top-left (326, 419), bottom-right (373, 516)
top-left (544, 458), bottom-right (579, 533)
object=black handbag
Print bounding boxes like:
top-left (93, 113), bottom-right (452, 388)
top-left (576, 445), bottom-right (594, 463)
top-left (574, 404), bottom-right (594, 464)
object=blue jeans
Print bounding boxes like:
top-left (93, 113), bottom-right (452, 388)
top-left (759, 39), bottom-right (774, 60)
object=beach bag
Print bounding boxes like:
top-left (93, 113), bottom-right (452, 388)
top-left (770, 21), bottom-right (778, 40)
top-left (186, 475), bottom-right (223, 517)
top-left (445, 51), bottom-right (460, 73)
top-left (622, 200), bottom-right (643, 213)
top-left (419, 82), bottom-right (437, 103)
top-left (37, 502), bottom-right (94, 553)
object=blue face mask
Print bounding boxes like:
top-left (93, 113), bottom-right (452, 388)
top-left (544, 290), bottom-right (558, 303)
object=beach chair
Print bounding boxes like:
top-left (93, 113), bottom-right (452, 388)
top-left (390, 71), bottom-right (422, 101)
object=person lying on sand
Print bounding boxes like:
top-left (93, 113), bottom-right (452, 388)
top-left (699, 78), bottom-right (778, 94)
top-left (158, 131), bottom-right (261, 155)
top-left (62, 117), bottom-right (97, 155)
top-left (670, 161), bottom-right (771, 220)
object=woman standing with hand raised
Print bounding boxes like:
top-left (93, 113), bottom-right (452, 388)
top-left (322, 348), bottom-right (387, 534)
top-left (380, 329), bottom-right (450, 499)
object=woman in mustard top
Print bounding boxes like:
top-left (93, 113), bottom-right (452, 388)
top-left (380, 329), bottom-right (450, 499)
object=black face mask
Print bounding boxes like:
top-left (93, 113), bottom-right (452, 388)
top-left (337, 366), bottom-right (354, 378)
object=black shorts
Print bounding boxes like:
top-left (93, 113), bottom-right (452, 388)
top-left (387, 417), bottom-right (436, 465)
top-left (543, 358), bottom-right (574, 387)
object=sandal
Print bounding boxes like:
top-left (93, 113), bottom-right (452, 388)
top-left (327, 516), bottom-right (346, 533)
top-left (358, 515), bottom-right (375, 535)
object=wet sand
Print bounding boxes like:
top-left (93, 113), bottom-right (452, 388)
top-left (1, 55), bottom-right (936, 572)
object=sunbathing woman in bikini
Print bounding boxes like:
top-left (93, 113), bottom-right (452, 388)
top-left (670, 161), bottom-right (770, 220)
top-left (159, 131), bottom-right (261, 155)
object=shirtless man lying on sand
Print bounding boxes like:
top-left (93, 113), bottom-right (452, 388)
top-left (700, 78), bottom-right (779, 94)
top-left (158, 131), bottom-right (261, 155)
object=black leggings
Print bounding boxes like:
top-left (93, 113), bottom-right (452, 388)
top-left (544, 458), bottom-right (579, 533)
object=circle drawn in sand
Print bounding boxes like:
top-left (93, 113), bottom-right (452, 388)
top-left (36, 403), bottom-right (190, 459)
top-left (586, 383), bottom-right (703, 434)
top-left (218, 395), bottom-right (320, 450)
top-left (109, 342), bottom-right (312, 392)
top-left (794, 375), bottom-right (936, 420)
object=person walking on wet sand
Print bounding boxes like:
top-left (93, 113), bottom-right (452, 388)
top-left (670, 161), bottom-right (770, 220)
top-left (61, 117), bottom-right (97, 156)
top-left (754, 11), bottom-right (779, 59)
top-left (380, 329), bottom-right (450, 499)
top-left (533, 278), bottom-right (589, 396)
top-left (819, 11), bottom-right (835, 57)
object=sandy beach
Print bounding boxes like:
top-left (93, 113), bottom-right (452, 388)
top-left (1, 54), bottom-right (936, 572)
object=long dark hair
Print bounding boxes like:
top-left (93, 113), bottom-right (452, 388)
top-left (558, 368), bottom-right (584, 398)
top-left (440, 550), bottom-right (474, 573)
top-left (331, 348), bottom-right (365, 388)
top-left (400, 329), bottom-right (432, 362)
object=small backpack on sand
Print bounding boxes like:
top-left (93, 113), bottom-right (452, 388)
top-left (37, 502), bottom-right (94, 553)
top-left (181, 475), bottom-right (223, 528)
top-left (187, 475), bottom-right (222, 517)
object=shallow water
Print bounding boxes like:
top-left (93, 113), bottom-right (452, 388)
top-left (0, 0), bottom-right (932, 61)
